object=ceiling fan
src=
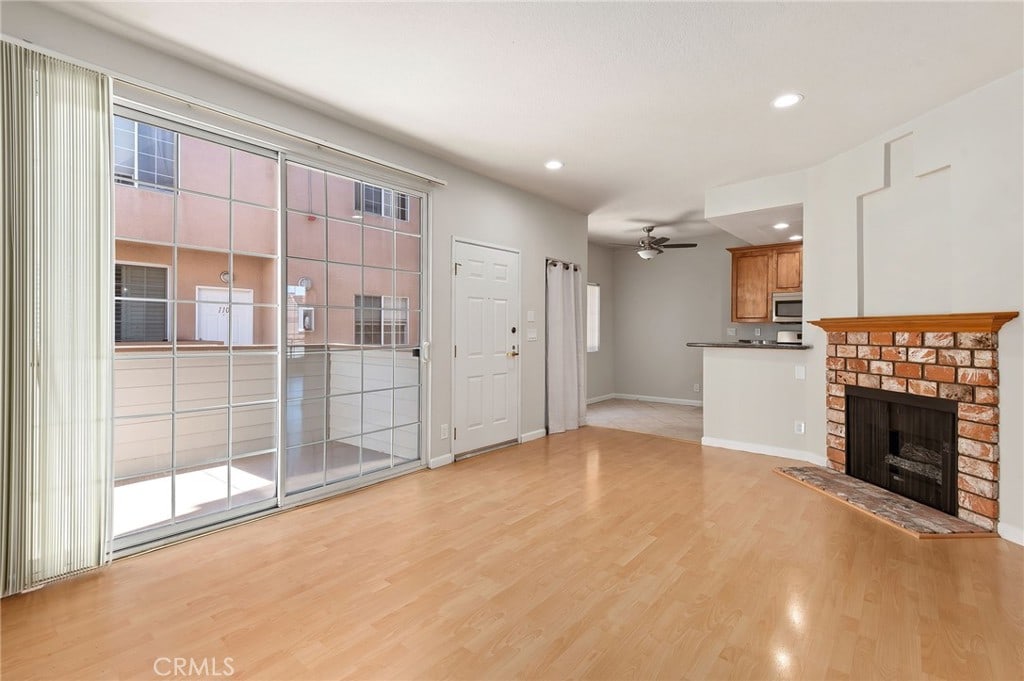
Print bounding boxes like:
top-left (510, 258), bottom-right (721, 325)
top-left (611, 225), bottom-right (698, 260)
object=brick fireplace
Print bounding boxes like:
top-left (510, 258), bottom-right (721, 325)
top-left (810, 312), bottom-right (1018, 531)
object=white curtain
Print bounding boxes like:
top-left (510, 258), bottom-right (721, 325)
top-left (546, 260), bottom-right (586, 433)
top-left (1, 42), bottom-right (113, 595)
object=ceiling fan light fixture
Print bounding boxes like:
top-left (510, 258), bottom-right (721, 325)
top-left (771, 92), bottom-right (804, 109)
top-left (637, 248), bottom-right (659, 260)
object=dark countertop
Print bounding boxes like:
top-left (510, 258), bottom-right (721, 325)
top-left (686, 341), bottom-right (813, 350)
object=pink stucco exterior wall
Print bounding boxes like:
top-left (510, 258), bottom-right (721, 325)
top-left (114, 134), bottom-right (421, 350)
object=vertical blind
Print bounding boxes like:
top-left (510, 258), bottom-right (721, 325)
top-left (1, 42), bottom-right (113, 595)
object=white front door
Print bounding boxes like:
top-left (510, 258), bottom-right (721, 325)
top-left (196, 286), bottom-right (254, 345)
top-left (453, 241), bottom-right (520, 455)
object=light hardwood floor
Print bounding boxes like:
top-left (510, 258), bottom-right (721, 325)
top-left (2, 427), bottom-right (1022, 680)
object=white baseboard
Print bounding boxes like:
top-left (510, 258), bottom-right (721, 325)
top-left (520, 429), bottom-right (547, 443)
top-left (609, 393), bottom-right (703, 407)
top-left (997, 522), bottom-right (1024, 546)
top-left (586, 393), bottom-right (616, 405)
top-left (427, 453), bottom-right (454, 469)
top-left (700, 436), bottom-right (827, 467)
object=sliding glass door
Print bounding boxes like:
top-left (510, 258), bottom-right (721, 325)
top-left (110, 109), bottom-right (426, 551)
top-left (283, 162), bottom-right (423, 498)
top-left (111, 112), bottom-right (281, 549)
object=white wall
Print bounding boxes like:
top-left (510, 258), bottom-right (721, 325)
top-left (702, 348), bottom-right (822, 465)
top-left (704, 70), bottom-right (1024, 541)
top-left (1, 4), bottom-right (589, 463)
top-left (611, 231), bottom-right (745, 401)
top-left (804, 69), bottom-right (1023, 541)
top-left (586, 243), bottom-right (615, 400)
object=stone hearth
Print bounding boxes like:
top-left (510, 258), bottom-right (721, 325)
top-left (811, 313), bottom-right (1018, 531)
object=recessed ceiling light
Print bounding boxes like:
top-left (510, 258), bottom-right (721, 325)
top-left (773, 222), bottom-right (789, 230)
top-left (772, 93), bottom-right (804, 109)
top-left (545, 159), bottom-right (564, 170)
top-left (789, 234), bottom-right (803, 241)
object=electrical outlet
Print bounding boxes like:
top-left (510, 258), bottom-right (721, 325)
top-left (795, 365), bottom-right (806, 380)
top-left (693, 383), bottom-right (701, 393)
top-left (726, 327), bottom-right (737, 336)
top-left (794, 420), bottom-right (805, 435)
top-left (440, 424), bottom-right (449, 440)
top-left (754, 327), bottom-right (762, 337)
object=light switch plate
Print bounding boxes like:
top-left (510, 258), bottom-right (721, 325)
top-left (527, 329), bottom-right (538, 341)
top-left (527, 310), bottom-right (536, 323)
top-left (795, 365), bottom-right (806, 380)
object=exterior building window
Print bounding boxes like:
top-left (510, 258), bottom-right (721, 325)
top-left (354, 182), bottom-right (410, 221)
top-left (113, 115), bottom-right (176, 189)
top-left (354, 295), bottom-right (409, 345)
top-left (586, 283), bottom-right (600, 352)
top-left (114, 264), bottom-right (169, 342)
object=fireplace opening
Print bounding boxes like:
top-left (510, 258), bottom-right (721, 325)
top-left (846, 386), bottom-right (957, 515)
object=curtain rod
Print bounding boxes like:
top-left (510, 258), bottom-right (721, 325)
top-left (546, 258), bottom-right (579, 271)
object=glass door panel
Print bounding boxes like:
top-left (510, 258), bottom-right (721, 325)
top-left (111, 112), bottom-right (280, 549)
top-left (284, 161), bottom-right (423, 497)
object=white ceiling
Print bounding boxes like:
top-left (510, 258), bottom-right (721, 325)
top-left (54, 1), bottom-right (1023, 245)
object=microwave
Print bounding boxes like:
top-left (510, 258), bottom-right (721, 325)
top-left (772, 292), bottom-right (803, 323)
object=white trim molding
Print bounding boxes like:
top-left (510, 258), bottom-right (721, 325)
top-left (586, 394), bottom-right (616, 405)
top-left (428, 453), bottom-right (454, 469)
top-left (520, 429), bottom-right (547, 443)
top-left (701, 437), bottom-right (827, 467)
top-left (997, 522), bottom-right (1024, 546)
top-left (605, 393), bottom-right (703, 407)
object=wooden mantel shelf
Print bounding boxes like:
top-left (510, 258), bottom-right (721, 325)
top-left (809, 311), bottom-right (1019, 333)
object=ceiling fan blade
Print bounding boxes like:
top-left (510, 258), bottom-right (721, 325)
top-left (607, 242), bottom-right (642, 247)
top-left (661, 243), bottom-right (698, 249)
top-left (651, 236), bottom-right (670, 246)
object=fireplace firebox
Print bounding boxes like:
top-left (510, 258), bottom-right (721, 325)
top-left (846, 386), bottom-right (957, 515)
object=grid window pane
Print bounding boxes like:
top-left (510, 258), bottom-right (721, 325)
top-left (285, 443), bottom-right (324, 494)
top-left (361, 430), bottom-right (392, 475)
top-left (175, 409), bottom-right (229, 467)
top-left (326, 437), bottom-right (361, 484)
top-left (114, 357), bottom-right (173, 417)
top-left (175, 354), bottom-right (229, 410)
top-left (285, 398), bottom-right (325, 447)
top-left (231, 453), bottom-right (276, 507)
top-left (174, 462), bottom-right (229, 521)
top-left (232, 404), bottom-right (277, 457)
top-left (113, 415), bottom-right (172, 479)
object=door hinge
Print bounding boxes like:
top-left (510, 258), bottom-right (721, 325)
top-left (454, 262), bottom-right (461, 275)
top-left (454, 345), bottom-right (457, 358)
top-left (454, 427), bottom-right (457, 440)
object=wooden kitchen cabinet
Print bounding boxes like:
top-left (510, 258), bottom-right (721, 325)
top-left (773, 245), bottom-right (803, 291)
top-left (731, 251), bottom-right (771, 321)
top-left (727, 242), bottom-right (803, 322)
